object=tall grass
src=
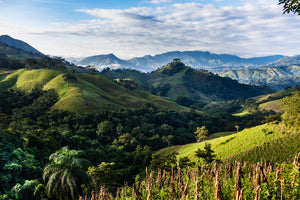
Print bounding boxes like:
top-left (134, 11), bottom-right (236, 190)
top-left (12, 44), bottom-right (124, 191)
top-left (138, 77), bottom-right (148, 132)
top-left (81, 152), bottom-right (300, 199)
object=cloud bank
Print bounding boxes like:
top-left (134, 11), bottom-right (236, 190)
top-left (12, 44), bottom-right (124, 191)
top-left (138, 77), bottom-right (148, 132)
top-left (6, 0), bottom-right (300, 58)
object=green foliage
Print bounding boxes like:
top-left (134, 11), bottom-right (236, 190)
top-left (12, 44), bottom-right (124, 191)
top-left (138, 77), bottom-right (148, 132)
top-left (96, 120), bottom-right (115, 143)
top-left (63, 73), bottom-right (78, 87)
top-left (115, 78), bottom-right (139, 90)
top-left (194, 143), bottom-right (216, 163)
top-left (279, 0), bottom-right (300, 14)
top-left (10, 179), bottom-right (40, 200)
top-left (162, 135), bottom-right (174, 147)
top-left (43, 147), bottom-right (91, 200)
top-left (178, 156), bottom-right (195, 168)
top-left (87, 162), bottom-right (124, 193)
top-left (22, 58), bottom-right (37, 70)
top-left (280, 91), bottom-right (300, 131)
top-left (194, 126), bottom-right (208, 142)
top-left (150, 152), bottom-right (177, 171)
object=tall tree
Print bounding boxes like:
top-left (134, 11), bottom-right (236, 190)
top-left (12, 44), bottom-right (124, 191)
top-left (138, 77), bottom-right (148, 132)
top-left (43, 147), bottom-right (91, 200)
top-left (194, 126), bottom-right (208, 142)
top-left (63, 73), bottom-right (78, 87)
top-left (195, 143), bottom-right (216, 163)
top-left (23, 58), bottom-right (37, 70)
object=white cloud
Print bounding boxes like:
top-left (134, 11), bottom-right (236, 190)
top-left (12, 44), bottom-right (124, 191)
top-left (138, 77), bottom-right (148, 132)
top-left (149, 0), bottom-right (172, 4)
top-left (11, 1), bottom-right (300, 59)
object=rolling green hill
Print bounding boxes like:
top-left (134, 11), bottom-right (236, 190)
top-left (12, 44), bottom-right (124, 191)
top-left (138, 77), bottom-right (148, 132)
top-left (0, 68), bottom-right (185, 113)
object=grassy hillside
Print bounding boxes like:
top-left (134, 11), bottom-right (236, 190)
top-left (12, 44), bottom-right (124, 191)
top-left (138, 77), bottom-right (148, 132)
top-left (224, 132), bottom-right (300, 164)
top-left (0, 68), bottom-right (184, 113)
top-left (156, 123), bottom-right (297, 163)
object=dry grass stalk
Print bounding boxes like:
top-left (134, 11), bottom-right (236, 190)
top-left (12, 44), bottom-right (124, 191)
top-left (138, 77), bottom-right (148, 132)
top-left (98, 186), bottom-right (113, 200)
top-left (214, 170), bottom-right (222, 200)
top-left (236, 189), bottom-right (244, 200)
top-left (194, 178), bottom-right (199, 200)
top-left (276, 167), bottom-right (282, 181)
top-left (181, 179), bottom-right (189, 200)
top-left (281, 177), bottom-right (285, 200)
top-left (170, 167), bottom-right (175, 198)
top-left (133, 183), bottom-right (142, 200)
top-left (116, 188), bottom-right (120, 200)
top-left (234, 162), bottom-right (243, 200)
top-left (253, 164), bottom-right (262, 200)
top-left (225, 163), bottom-right (233, 179)
top-left (293, 152), bottom-right (300, 172)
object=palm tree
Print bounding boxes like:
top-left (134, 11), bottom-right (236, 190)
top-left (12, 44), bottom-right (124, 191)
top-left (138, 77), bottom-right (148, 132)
top-left (43, 146), bottom-right (91, 200)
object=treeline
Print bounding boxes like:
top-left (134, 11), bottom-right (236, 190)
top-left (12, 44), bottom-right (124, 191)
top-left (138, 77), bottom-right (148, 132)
top-left (0, 50), bottom-right (72, 71)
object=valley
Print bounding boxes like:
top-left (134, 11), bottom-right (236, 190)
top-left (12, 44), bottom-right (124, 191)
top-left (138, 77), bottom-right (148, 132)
top-left (0, 35), bottom-right (299, 200)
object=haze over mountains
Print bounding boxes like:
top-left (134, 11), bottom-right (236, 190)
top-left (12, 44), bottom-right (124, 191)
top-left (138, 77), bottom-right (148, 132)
top-left (76, 51), bottom-right (285, 72)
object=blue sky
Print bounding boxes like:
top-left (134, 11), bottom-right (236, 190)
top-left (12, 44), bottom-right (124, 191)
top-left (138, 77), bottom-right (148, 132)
top-left (0, 0), bottom-right (300, 59)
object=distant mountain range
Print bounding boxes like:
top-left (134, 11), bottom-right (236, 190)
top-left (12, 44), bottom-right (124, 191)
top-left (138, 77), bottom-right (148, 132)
top-left (0, 35), bottom-right (43, 55)
top-left (219, 65), bottom-right (300, 90)
top-left (266, 55), bottom-right (300, 66)
top-left (76, 51), bottom-right (285, 72)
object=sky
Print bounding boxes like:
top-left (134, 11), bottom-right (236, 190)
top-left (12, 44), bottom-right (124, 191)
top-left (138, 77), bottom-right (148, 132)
top-left (0, 0), bottom-right (300, 59)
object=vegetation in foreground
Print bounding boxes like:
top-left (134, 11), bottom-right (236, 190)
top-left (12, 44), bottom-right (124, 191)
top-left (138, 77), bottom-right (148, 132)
top-left (81, 152), bottom-right (300, 200)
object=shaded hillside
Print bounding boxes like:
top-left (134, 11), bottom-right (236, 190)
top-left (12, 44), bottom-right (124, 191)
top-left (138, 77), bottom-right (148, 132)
top-left (101, 68), bottom-right (148, 88)
top-left (0, 42), bottom-right (43, 60)
top-left (102, 59), bottom-right (274, 102)
top-left (220, 65), bottom-right (300, 90)
top-left (0, 68), bottom-right (184, 113)
top-left (0, 35), bottom-right (43, 55)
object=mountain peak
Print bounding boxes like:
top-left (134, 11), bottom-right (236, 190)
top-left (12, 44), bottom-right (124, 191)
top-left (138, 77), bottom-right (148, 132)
top-left (0, 35), bottom-right (43, 55)
top-left (159, 58), bottom-right (188, 75)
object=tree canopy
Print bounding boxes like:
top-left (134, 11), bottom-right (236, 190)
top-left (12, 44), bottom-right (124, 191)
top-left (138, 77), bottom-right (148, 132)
top-left (279, 0), bottom-right (300, 15)
top-left (43, 147), bottom-right (91, 200)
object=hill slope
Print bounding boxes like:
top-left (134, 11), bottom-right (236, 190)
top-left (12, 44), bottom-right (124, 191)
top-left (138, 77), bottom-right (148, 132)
top-left (0, 69), bottom-right (184, 113)
top-left (157, 123), bottom-right (298, 164)
top-left (0, 35), bottom-right (43, 55)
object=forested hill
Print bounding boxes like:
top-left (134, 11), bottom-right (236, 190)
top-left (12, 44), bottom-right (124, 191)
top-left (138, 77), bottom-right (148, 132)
top-left (101, 59), bottom-right (274, 103)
